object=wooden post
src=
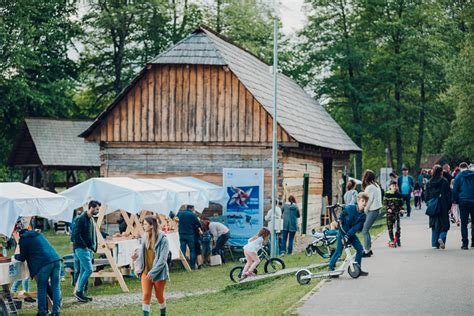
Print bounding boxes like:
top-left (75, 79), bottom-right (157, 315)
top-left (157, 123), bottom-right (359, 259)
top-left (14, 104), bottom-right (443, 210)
top-left (92, 205), bottom-right (129, 293)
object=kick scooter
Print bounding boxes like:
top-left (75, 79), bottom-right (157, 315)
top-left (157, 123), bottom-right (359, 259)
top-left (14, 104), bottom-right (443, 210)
top-left (296, 204), bottom-right (362, 285)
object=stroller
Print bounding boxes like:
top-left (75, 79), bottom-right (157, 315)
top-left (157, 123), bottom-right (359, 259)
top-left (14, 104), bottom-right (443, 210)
top-left (305, 228), bottom-right (337, 259)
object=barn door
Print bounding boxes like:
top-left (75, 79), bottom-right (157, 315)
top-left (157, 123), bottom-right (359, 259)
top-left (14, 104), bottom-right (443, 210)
top-left (323, 157), bottom-right (333, 205)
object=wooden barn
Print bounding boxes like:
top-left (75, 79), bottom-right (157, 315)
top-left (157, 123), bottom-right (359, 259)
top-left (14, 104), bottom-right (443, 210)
top-left (80, 27), bottom-right (361, 230)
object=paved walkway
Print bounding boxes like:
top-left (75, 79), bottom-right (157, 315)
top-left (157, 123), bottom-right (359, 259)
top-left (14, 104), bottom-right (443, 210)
top-left (298, 207), bottom-right (474, 316)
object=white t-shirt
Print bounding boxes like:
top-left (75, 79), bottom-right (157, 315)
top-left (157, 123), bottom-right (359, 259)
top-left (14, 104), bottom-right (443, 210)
top-left (243, 236), bottom-right (264, 253)
top-left (209, 222), bottom-right (229, 241)
top-left (343, 190), bottom-right (358, 205)
top-left (365, 183), bottom-right (383, 211)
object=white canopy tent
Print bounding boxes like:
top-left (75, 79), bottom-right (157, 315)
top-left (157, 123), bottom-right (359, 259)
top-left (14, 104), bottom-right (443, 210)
top-left (57, 177), bottom-right (171, 221)
top-left (138, 178), bottom-right (208, 213)
top-left (167, 176), bottom-right (227, 206)
top-left (0, 182), bottom-right (72, 237)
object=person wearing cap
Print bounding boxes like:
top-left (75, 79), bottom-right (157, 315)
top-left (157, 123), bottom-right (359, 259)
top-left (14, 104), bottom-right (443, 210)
top-left (14, 228), bottom-right (62, 316)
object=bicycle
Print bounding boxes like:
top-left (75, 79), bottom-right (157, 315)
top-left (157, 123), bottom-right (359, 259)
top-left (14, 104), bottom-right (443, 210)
top-left (229, 247), bottom-right (285, 282)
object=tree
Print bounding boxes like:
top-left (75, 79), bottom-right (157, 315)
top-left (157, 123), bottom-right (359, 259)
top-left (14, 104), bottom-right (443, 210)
top-left (0, 0), bottom-right (80, 166)
top-left (443, 4), bottom-right (474, 161)
top-left (289, 0), bottom-right (375, 178)
top-left (205, 0), bottom-right (275, 64)
top-left (77, 0), bottom-right (203, 117)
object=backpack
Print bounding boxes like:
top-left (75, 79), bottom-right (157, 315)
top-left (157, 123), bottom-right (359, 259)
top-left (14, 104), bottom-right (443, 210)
top-left (425, 194), bottom-right (441, 217)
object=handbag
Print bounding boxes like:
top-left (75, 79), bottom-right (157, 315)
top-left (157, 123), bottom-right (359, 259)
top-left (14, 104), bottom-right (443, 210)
top-left (425, 194), bottom-right (441, 217)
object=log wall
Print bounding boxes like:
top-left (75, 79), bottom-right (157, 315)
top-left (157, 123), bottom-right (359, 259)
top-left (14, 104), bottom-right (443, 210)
top-left (100, 143), bottom-right (278, 206)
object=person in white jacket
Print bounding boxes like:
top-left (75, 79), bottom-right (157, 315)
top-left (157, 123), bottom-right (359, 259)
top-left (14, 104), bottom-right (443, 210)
top-left (361, 170), bottom-right (383, 257)
top-left (265, 200), bottom-right (283, 253)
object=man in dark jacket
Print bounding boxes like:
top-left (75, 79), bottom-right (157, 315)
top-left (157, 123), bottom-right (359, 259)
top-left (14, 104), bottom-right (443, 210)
top-left (171, 205), bottom-right (201, 269)
top-left (14, 229), bottom-right (61, 316)
top-left (73, 200), bottom-right (100, 302)
top-left (398, 167), bottom-right (414, 217)
top-left (328, 192), bottom-right (369, 275)
top-left (452, 162), bottom-right (474, 249)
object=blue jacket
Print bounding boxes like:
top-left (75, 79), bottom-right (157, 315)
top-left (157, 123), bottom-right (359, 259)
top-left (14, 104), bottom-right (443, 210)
top-left (453, 170), bottom-right (474, 203)
top-left (339, 204), bottom-right (366, 238)
top-left (176, 209), bottom-right (201, 235)
top-left (14, 230), bottom-right (61, 278)
top-left (398, 176), bottom-right (414, 195)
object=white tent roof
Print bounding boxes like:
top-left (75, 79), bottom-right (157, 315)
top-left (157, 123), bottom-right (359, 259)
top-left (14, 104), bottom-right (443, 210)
top-left (57, 177), bottom-right (226, 220)
top-left (167, 177), bottom-right (227, 206)
top-left (0, 182), bottom-right (72, 237)
top-left (138, 178), bottom-right (208, 213)
top-left (58, 177), bottom-right (171, 219)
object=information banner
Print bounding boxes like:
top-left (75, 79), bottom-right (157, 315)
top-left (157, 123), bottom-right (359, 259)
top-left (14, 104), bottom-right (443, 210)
top-left (223, 168), bottom-right (264, 247)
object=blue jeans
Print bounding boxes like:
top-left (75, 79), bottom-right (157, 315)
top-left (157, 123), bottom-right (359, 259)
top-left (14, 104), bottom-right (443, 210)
top-left (74, 248), bottom-right (93, 292)
top-left (431, 229), bottom-right (448, 248)
top-left (11, 278), bottom-right (30, 293)
top-left (362, 209), bottom-right (380, 251)
top-left (402, 195), bottom-right (412, 216)
top-left (36, 261), bottom-right (61, 316)
top-left (280, 230), bottom-right (296, 254)
top-left (73, 252), bottom-right (81, 286)
top-left (180, 234), bottom-right (196, 269)
top-left (329, 231), bottom-right (364, 270)
top-left (212, 232), bottom-right (230, 263)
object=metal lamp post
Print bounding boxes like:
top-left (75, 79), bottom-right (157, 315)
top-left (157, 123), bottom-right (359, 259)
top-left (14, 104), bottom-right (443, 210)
top-left (270, 0), bottom-right (278, 257)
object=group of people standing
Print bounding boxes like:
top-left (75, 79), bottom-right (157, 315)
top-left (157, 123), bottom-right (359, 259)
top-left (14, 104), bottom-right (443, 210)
top-left (170, 205), bottom-right (230, 269)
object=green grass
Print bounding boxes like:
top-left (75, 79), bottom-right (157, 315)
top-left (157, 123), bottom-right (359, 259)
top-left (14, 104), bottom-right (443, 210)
top-left (19, 215), bottom-right (387, 315)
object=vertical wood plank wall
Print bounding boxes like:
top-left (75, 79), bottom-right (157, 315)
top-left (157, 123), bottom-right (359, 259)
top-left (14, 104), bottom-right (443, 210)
top-left (281, 152), bottom-right (324, 230)
top-left (91, 65), bottom-right (292, 144)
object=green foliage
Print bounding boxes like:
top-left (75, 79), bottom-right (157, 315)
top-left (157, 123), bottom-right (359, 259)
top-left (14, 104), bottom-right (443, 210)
top-left (443, 5), bottom-right (474, 161)
top-left (0, 0), bottom-right (81, 164)
top-left (211, 0), bottom-right (275, 63)
top-left (286, 0), bottom-right (461, 175)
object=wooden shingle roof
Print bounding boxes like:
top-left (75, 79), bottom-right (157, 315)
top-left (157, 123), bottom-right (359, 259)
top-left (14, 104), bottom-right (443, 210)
top-left (82, 27), bottom-right (360, 152)
top-left (8, 118), bottom-right (100, 168)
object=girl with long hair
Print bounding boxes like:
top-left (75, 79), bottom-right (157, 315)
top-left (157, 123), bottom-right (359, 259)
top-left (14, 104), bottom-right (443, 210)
top-left (240, 228), bottom-right (270, 281)
top-left (361, 169), bottom-right (383, 257)
top-left (281, 195), bottom-right (300, 255)
top-left (133, 216), bottom-right (170, 316)
top-left (426, 165), bottom-right (451, 249)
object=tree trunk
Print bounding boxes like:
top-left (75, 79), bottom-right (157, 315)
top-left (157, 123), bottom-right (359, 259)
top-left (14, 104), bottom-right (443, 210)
top-left (216, 0), bottom-right (222, 33)
top-left (414, 67), bottom-right (426, 174)
top-left (339, 0), bottom-right (362, 178)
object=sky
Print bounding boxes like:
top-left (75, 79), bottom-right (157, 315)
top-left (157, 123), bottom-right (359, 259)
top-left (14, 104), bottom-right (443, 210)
top-left (279, 0), bottom-right (307, 35)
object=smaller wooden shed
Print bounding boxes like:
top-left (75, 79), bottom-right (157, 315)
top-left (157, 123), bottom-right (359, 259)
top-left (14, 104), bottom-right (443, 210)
top-left (8, 118), bottom-right (100, 189)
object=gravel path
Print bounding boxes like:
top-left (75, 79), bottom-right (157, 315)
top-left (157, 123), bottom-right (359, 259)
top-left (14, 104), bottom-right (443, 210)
top-left (61, 289), bottom-right (218, 310)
